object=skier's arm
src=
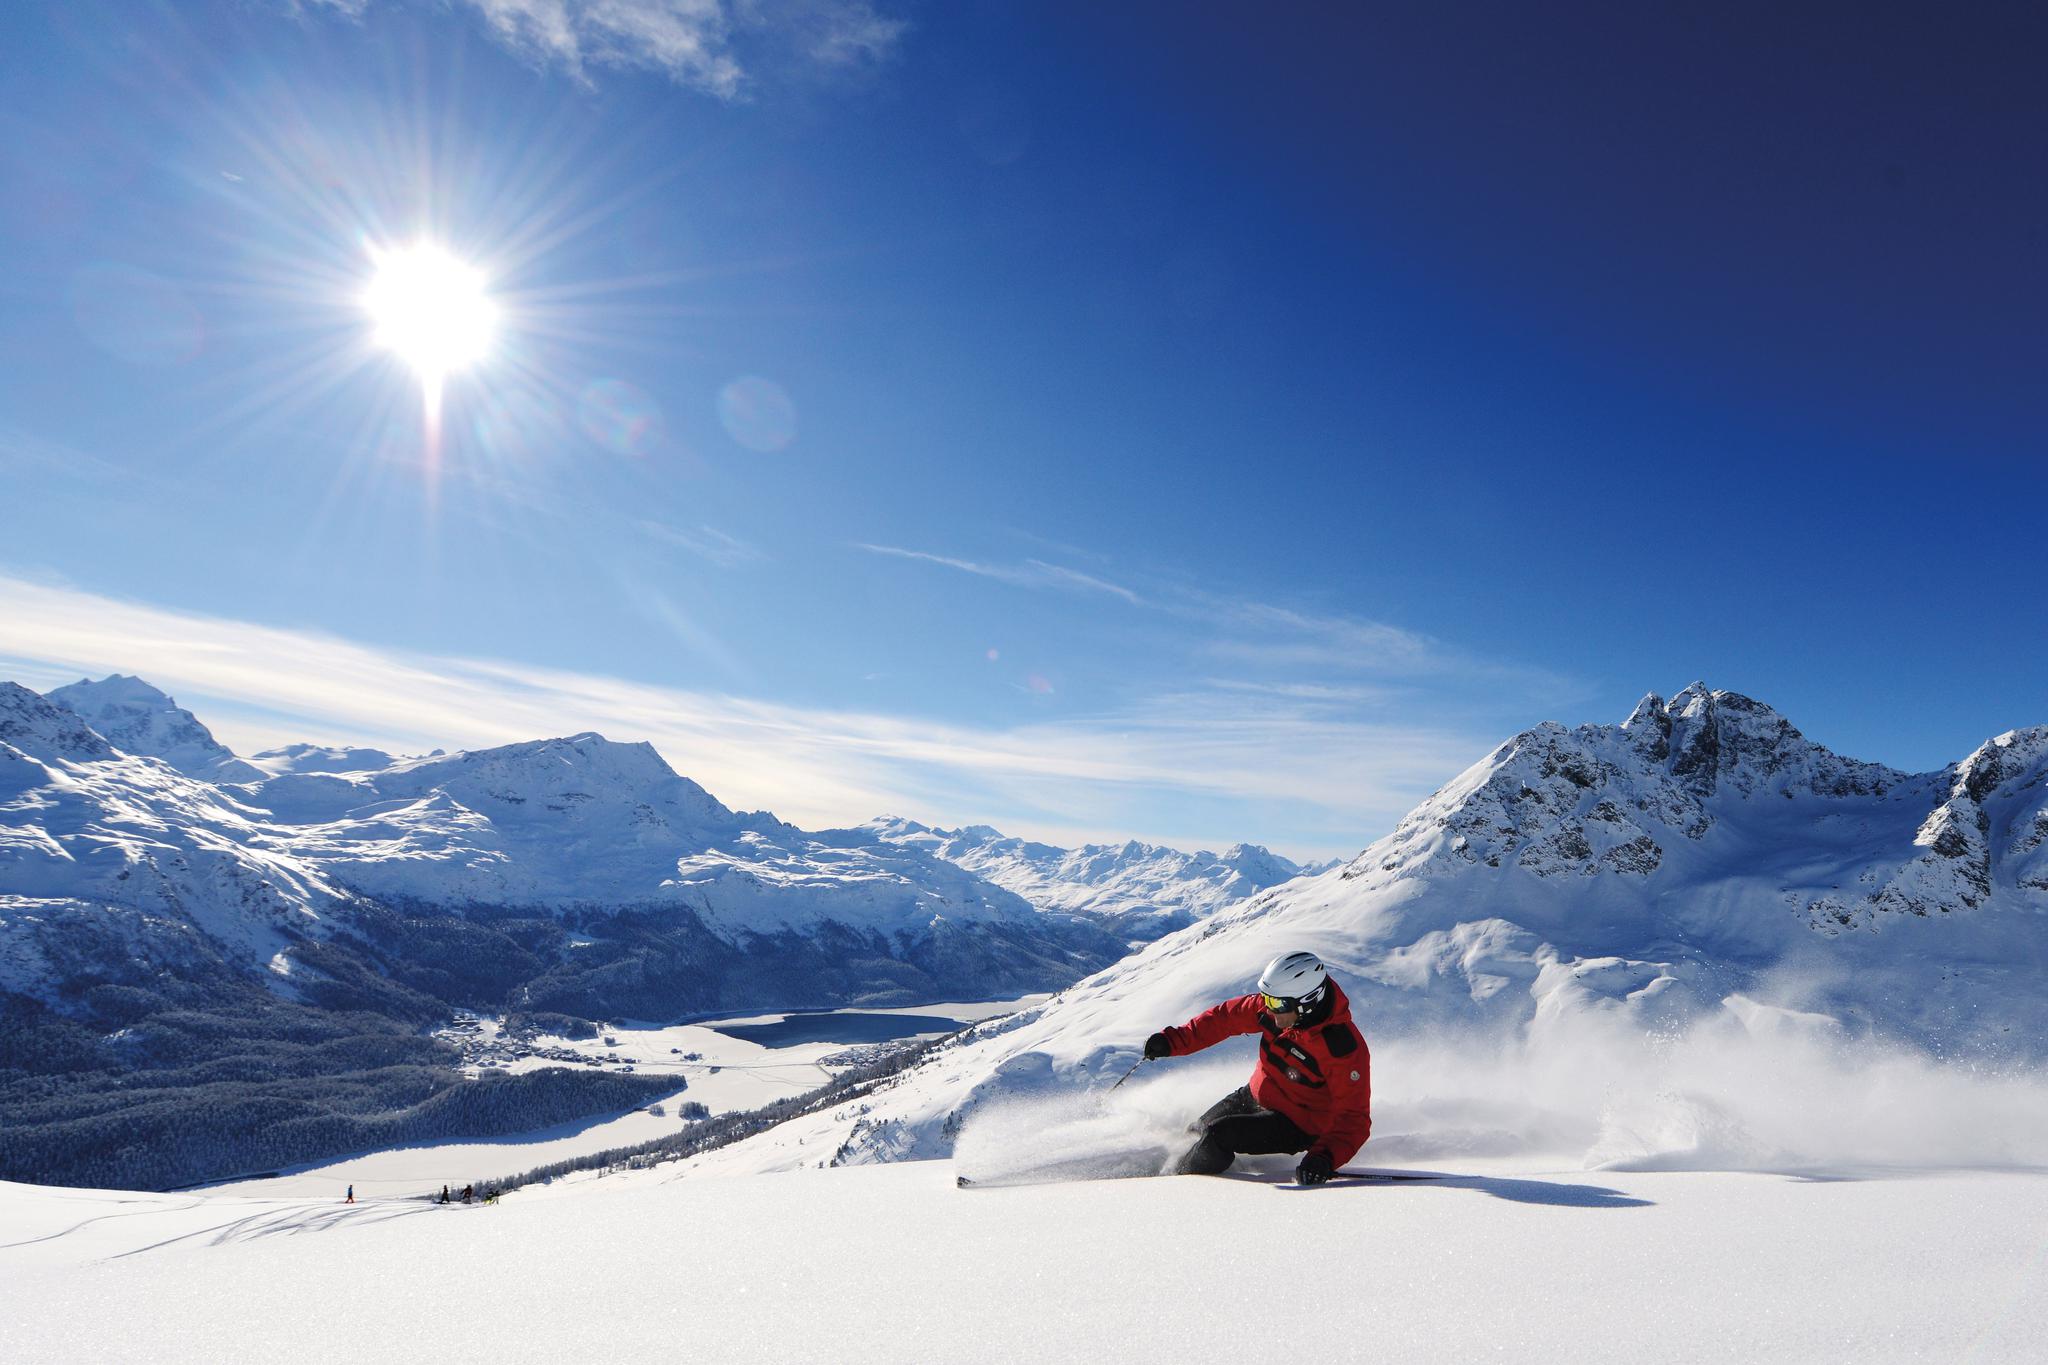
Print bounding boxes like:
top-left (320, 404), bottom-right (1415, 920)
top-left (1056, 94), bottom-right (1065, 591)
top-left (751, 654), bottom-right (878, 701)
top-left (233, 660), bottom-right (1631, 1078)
top-left (1307, 1029), bottom-right (1372, 1168)
top-left (1158, 994), bottom-right (1266, 1055)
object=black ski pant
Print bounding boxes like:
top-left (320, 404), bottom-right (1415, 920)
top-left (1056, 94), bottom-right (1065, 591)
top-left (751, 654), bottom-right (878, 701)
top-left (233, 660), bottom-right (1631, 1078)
top-left (1173, 1085), bottom-right (1311, 1175)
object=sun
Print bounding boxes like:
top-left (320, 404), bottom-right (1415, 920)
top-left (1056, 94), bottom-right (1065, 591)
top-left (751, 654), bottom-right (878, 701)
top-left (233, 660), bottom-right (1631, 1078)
top-left (362, 241), bottom-right (499, 383)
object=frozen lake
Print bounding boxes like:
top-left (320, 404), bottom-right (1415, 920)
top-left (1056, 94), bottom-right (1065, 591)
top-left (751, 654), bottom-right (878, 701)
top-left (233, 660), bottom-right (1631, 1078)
top-left (706, 1010), bottom-right (966, 1046)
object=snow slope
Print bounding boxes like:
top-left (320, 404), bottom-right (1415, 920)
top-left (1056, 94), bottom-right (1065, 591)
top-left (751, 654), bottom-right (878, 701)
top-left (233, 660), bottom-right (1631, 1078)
top-left (864, 817), bottom-right (1314, 939)
top-left (4, 1160), bottom-right (2044, 1362)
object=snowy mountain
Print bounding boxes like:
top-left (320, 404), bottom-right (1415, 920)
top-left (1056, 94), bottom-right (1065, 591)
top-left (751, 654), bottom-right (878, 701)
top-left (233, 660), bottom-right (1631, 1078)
top-left (860, 817), bottom-right (1315, 940)
top-left (1, 681), bottom-right (352, 1002)
top-left (1, 680), bottom-right (1121, 1016)
top-left (247, 732), bottom-right (1092, 949)
top-left (668, 684), bottom-right (2048, 1176)
top-left (45, 674), bottom-right (269, 782)
top-left (244, 742), bottom-right (401, 776)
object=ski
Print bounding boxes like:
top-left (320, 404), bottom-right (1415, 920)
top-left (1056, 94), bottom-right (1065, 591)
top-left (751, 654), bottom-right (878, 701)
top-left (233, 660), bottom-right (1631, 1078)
top-left (957, 1161), bottom-right (1448, 1189)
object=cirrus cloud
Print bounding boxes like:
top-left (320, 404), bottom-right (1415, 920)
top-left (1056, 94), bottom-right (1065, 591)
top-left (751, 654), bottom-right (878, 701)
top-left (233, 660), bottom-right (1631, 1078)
top-left (300, 0), bottom-right (906, 97)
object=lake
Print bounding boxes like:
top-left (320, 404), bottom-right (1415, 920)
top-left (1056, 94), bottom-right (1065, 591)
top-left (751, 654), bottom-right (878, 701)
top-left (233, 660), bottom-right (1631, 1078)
top-left (707, 1011), bottom-right (965, 1046)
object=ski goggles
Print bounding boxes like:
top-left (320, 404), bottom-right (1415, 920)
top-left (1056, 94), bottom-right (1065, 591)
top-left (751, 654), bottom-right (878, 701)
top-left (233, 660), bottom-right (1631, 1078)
top-left (1261, 985), bottom-right (1325, 1013)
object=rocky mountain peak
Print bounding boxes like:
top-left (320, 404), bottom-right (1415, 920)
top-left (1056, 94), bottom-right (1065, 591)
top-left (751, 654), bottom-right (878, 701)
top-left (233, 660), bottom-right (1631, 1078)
top-left (1220, 842), bottom-right (1298, 884)
top-left (1350, 684), bottom-right (2048, 940)
top-left (1621, 693), bottom-right (1673, 763)
top-left (1954, 727), bottom-right (2048, 806)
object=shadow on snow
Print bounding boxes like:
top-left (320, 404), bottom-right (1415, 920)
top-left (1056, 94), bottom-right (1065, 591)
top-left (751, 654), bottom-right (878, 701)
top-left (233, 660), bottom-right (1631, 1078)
top-left (1248, 1168), bottom-right (1654, 1209)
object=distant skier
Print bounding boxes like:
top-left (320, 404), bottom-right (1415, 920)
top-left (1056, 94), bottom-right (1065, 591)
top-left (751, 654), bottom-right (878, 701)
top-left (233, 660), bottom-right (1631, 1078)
top-left (345, 1184), bottom-right (355, 1204)
top-left (1142, 950), bottom-right (1371, 1185)
top-left (439, 1185), bottom-right (450, 1204)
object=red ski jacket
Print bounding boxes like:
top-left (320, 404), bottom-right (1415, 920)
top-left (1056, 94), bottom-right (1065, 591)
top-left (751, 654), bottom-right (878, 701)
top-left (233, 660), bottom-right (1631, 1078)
top-left (1159, 978), bottom-right (1372, 1167)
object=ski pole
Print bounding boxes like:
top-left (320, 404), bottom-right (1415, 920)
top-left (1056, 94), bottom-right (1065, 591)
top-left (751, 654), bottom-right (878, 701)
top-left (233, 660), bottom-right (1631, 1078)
top-left (1108, 1056), bottom-right (1146, 1091)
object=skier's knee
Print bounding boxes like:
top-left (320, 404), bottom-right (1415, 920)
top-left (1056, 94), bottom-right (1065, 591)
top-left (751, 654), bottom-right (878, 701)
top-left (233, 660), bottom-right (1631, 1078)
top-left (1173, 1135), bottom-right (1235, 1176)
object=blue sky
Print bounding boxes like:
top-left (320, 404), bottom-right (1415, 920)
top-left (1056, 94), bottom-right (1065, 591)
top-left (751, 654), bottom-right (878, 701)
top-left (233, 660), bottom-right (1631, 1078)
top-left (3, 1), bottom-right (2043, 859)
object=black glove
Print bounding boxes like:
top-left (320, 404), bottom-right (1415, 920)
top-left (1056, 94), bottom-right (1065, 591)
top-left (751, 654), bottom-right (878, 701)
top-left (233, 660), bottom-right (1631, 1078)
top-left (1143, 1032), bottom-right (1172, 1061)
top-left (1296, 1151), bottom-right (1334, 1186)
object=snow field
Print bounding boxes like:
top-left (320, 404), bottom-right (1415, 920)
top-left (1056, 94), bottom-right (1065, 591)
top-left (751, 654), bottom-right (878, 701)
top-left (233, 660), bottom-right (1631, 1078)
top-left (5, 1161), bottom-right (2045, 1363)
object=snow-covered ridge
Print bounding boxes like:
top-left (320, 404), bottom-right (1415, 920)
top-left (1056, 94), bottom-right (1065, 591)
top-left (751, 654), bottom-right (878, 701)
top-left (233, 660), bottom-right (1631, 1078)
top-left (245, 742), bottom-right (401, 776)
top-left (249, 731), bottom-right (1046, 932)
top-left (860, 817), bottom-right (1314, 938)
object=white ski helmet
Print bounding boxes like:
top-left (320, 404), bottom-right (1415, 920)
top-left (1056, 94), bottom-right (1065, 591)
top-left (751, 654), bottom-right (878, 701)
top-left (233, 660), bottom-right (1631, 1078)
top-left (1257, 950), bottom-right (1330, 1011)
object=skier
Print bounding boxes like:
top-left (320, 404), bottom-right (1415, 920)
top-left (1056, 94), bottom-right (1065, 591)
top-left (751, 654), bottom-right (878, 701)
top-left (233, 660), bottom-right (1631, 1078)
top-left (344, 1184), bottom-right (354, 1204)
top-left (1142, 950), bottom-right (1371, 1185)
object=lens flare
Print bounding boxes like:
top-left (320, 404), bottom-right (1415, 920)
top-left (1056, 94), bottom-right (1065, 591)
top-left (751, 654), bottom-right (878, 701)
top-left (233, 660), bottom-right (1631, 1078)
top-left (717, 375), bottom-right (797, 452)
top-left (579, 377), bottom-right (663, 457)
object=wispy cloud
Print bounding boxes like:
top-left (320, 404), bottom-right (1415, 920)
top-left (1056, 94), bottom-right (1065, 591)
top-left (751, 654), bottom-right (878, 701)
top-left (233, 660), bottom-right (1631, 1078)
top-left (1176, 591), bottom-right (1582, 701)
top-left (0, 574), bottom-right (1488, 859)
top-left (856, 541), bottom-right (1440, 672)
top-left (1027, 560), bottom-right (1142, 604)
top-left (849, 535), bottom-right (1579, 723)
top-left (464, 0), bottom-right (744, 95)
top-left (1194, 598), bottom-right (1437, 671)
top-left (637, 520), bottom-right (766, 568)
top-left (853, 544), bottom-right (1143, 605)
top-left (301, 1), bottom-right (905, 97)
top-left (1202, 678), bottom-right (1396, 706)
top-left (748, 0), bottom-right (903, 70)
top-left (855, 538), bottom-right (1572, 700)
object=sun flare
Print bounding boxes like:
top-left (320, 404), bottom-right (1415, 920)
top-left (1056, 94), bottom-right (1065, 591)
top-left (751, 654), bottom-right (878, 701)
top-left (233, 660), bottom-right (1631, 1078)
top-left (362, 242), bottom-right (499, 382)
